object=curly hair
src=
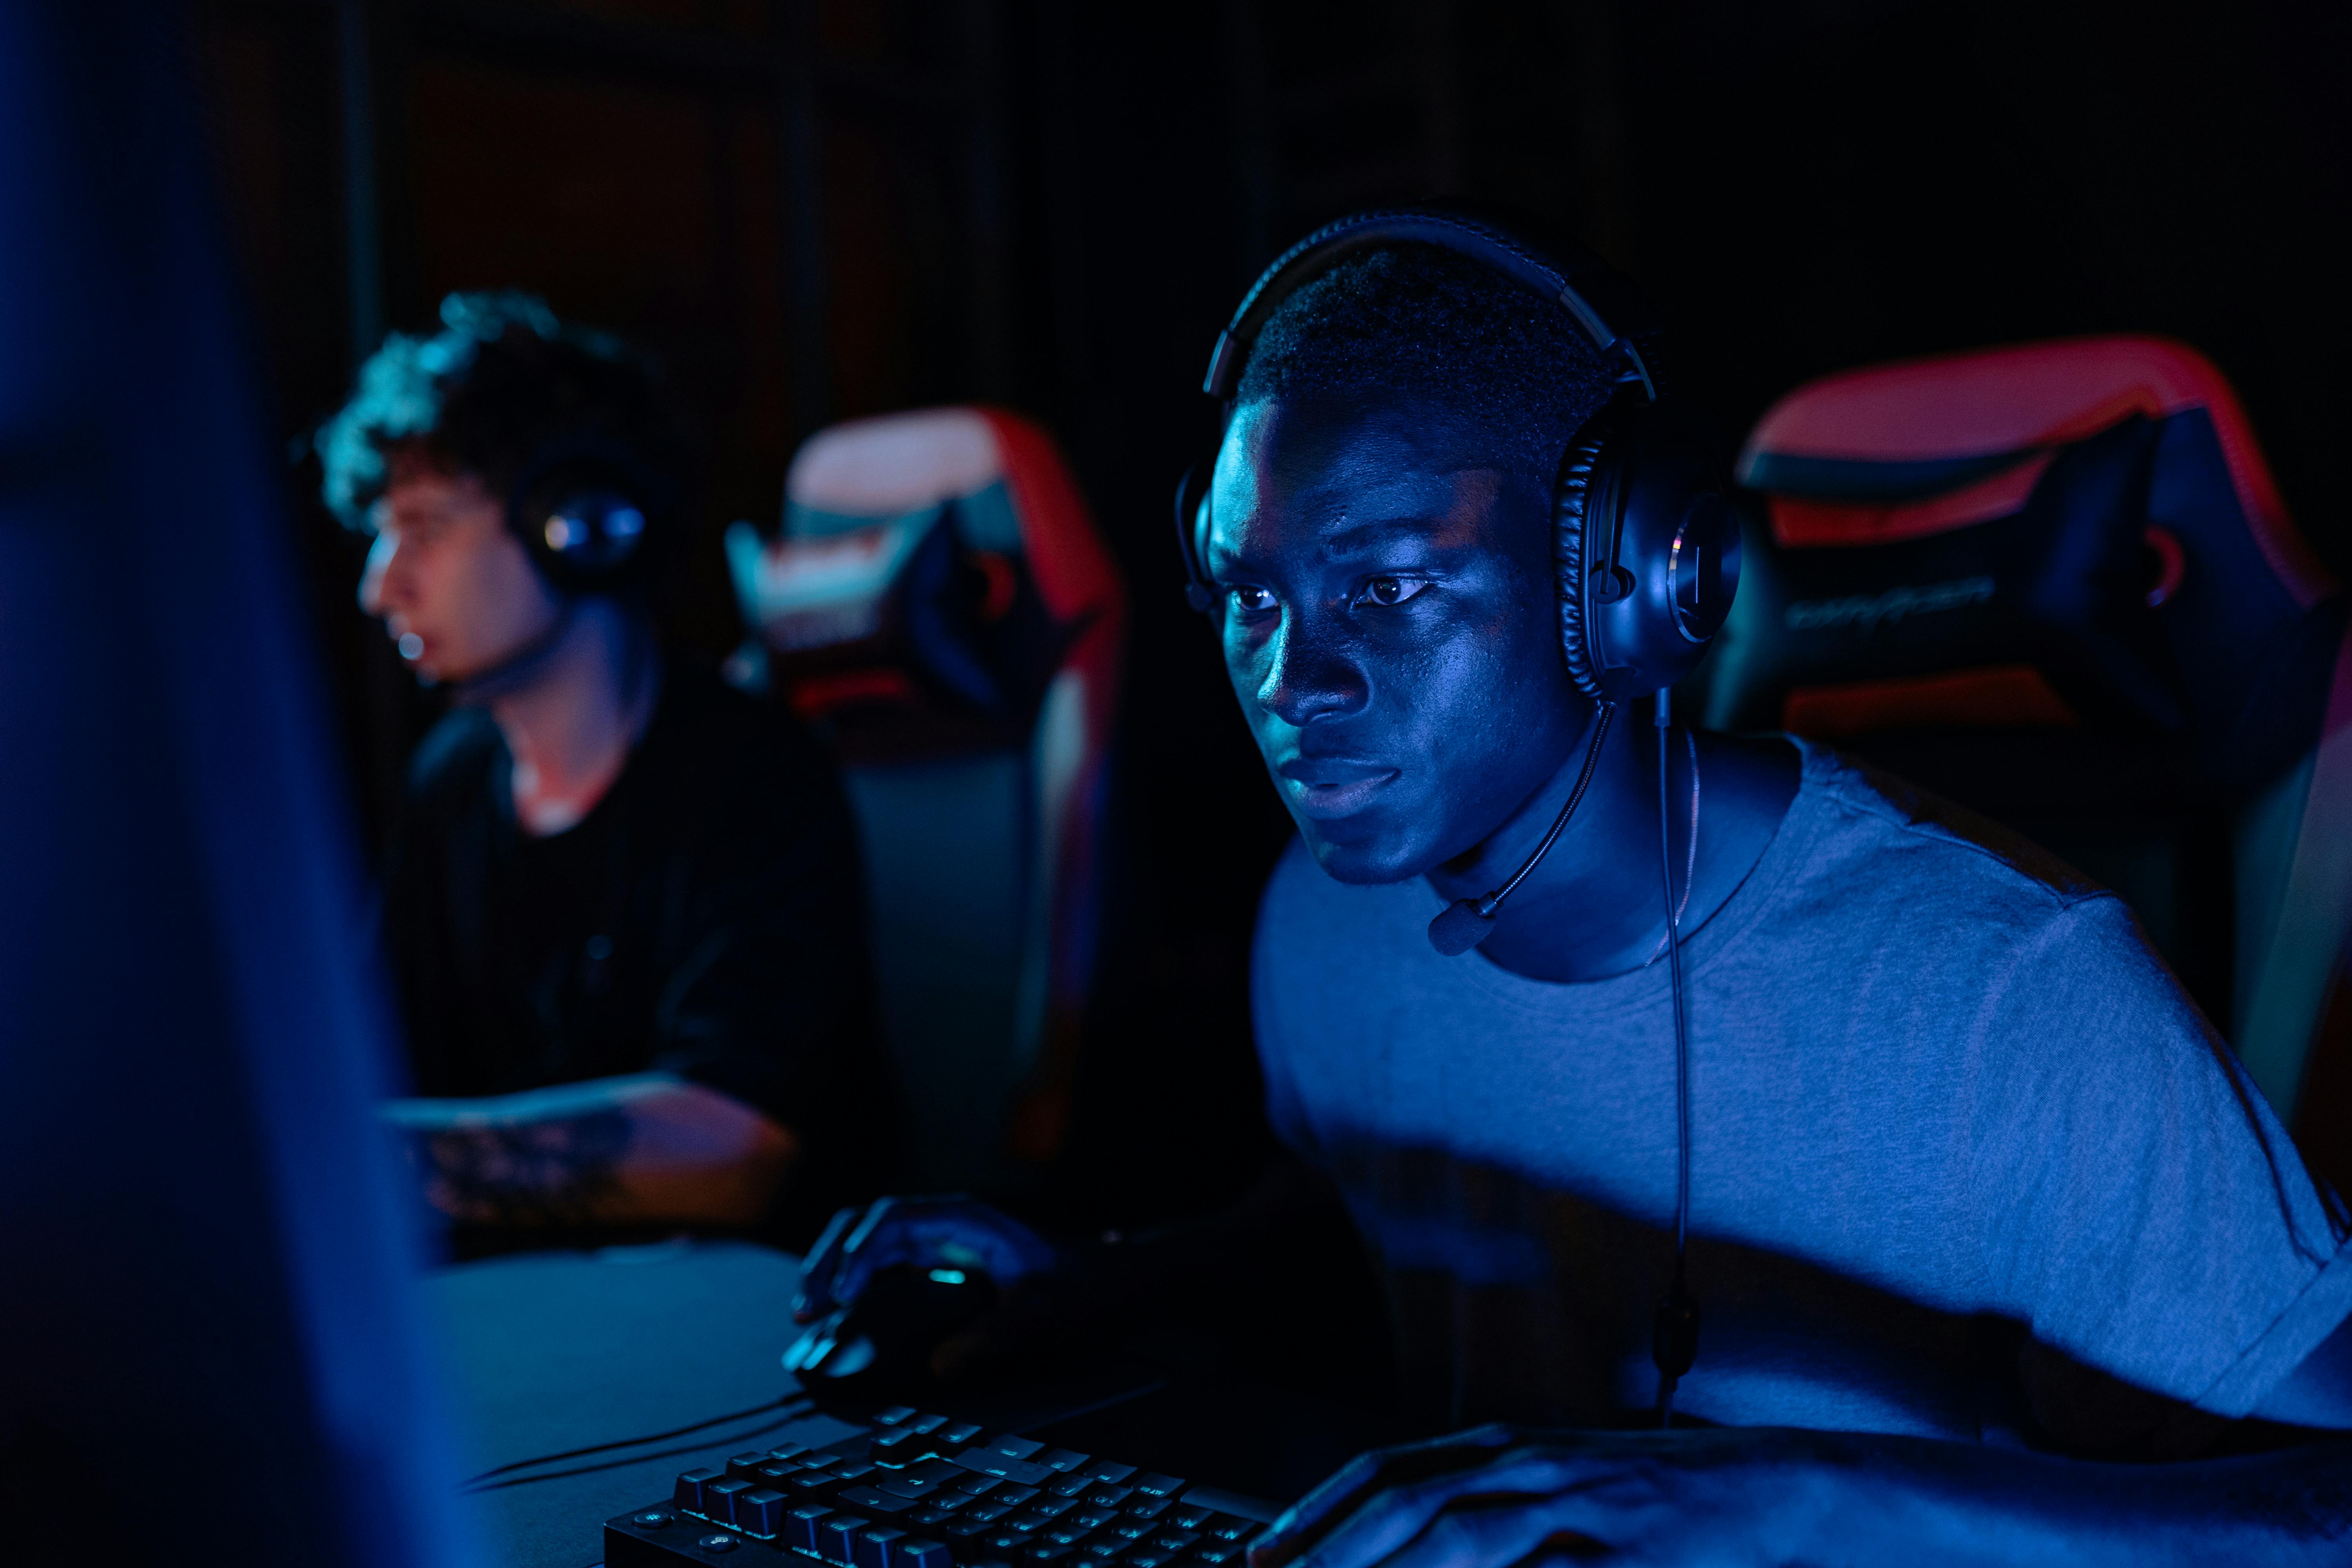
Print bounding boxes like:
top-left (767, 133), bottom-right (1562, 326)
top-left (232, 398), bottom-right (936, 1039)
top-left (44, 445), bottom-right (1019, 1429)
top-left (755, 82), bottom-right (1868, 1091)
top-left (316, 290), bottom-right (691, 532)
top-left (1232, 241), bottom-right (1616, 499)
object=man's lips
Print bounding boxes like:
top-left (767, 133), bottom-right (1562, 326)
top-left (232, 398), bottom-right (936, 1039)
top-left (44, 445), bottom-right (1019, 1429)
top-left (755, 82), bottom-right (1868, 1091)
top-left (1275, 756), bottom-right (1401, 819)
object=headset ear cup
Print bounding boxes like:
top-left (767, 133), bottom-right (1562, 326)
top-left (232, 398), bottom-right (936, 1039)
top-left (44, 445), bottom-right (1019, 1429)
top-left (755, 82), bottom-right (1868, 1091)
top-left (1552, 419), bottom-right (1614, 702)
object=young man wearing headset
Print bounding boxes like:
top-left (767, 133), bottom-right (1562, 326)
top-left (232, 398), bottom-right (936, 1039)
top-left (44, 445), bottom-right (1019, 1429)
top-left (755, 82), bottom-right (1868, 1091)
top-left (321, 292), bottom-right (894, 1247)
top-left (789, 220), bottom-right (2351, 1558)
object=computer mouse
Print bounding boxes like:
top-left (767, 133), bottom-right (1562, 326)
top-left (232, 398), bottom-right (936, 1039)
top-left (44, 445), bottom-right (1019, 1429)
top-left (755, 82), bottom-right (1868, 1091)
top-left (783, 1263), bottom-right (999, 1392)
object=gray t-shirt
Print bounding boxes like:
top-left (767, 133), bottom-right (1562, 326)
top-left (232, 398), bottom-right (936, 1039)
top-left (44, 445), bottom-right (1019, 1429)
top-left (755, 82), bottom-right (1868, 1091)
top-left (1252, 740), bottom-right (2352, 1445)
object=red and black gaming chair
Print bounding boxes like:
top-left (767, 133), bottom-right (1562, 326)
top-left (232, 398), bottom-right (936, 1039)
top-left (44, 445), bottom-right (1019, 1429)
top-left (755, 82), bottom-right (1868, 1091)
top-left (724, 407), bottom-right (1125, 1191)
top-left (1703, 336), bottom-right (2352, 1124)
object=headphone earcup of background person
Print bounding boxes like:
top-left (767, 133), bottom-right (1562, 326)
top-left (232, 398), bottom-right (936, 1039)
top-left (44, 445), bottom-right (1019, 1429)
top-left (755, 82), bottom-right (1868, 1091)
top-left (507, 433), bottom-right (675, 596)
top-left (1551, 399), bottom-right (1741, 705)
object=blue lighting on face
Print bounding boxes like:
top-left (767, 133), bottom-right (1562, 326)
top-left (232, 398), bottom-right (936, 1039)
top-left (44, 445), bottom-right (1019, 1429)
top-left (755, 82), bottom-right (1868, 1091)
top-left (927, 1268), bottom-right (967, 1285)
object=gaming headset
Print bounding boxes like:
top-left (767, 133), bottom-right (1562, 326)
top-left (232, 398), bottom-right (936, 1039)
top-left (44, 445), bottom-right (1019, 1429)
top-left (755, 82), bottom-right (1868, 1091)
top-left (1176, 206), bottom-right (1735, 1422)
top-left (506, 430), bottom-right (675, 598)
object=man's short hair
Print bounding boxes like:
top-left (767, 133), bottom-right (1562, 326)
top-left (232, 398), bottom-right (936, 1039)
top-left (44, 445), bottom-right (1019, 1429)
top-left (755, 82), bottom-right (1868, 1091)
top-left (317, 290), bottom-right (690, 532)
top-left (1232, 241), bottom-right (1616, 500)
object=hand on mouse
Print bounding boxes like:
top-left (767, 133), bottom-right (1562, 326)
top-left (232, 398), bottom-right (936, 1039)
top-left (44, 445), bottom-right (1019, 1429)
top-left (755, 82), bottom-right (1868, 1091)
top-left (790, 1194), bottom-right (1067, 1379)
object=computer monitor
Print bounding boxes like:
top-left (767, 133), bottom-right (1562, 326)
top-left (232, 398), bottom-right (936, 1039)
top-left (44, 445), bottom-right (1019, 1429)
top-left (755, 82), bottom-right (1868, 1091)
top-left (0, 6), bottom-right (484, 1564)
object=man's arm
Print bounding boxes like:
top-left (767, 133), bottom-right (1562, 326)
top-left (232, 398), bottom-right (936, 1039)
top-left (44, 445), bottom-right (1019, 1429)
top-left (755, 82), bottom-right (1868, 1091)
top-left (1248, 1420), bottom-right (2352, 1568)
top-left (1240, 1316), bottom-right (2352, 1568)
top-left (383, 1072), bottom-right (795, 1229)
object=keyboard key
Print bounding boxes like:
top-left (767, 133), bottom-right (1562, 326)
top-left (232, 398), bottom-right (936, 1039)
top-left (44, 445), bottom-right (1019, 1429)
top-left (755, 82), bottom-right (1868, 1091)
top-left (1109, 1521), bottom-right (1151, 1541)
top-left (1023, 1544), bottom-right (1076, 1563)
top-left (997, 1485), bottom-right (1041, 1507)
top-left (985, 1436), bottom-right (1045, 1460)
top-left (986, 1532), bottom-right (1032, 1553)
top-left (879, 1475), bottom-right (948, 1501)
top-left (1124, 1496), bottom-right (1173, 1520)
top-left (963, 1503), bottom-right (1013, 1524)
top-left (1152, 1532), bottom-right (1202, 1553)
top-left (1044, 1524), bottom-right (1091, 1545)
top-left (793, 1470), bottom-right (844, 1495)
top-left (1170, 1508), bottom-right (1211, 1530)
top-left (786, 1504), bottom-right (836, 1552)
top-left (1192, 1544), bottom-right (1242, 1564)
top-left (1029, 1496), bottom-right (1078, 1519)
top-left (907, 1413), bottom-right (949, 1434)
top-left (837, 1462), bottom-right (880, 1484)
top-left (1082, 1541), bottom-right (1123, 1558)
top-left (1084, 1462), bottom-right (1137, 1485)
top-left (956, 1474), bottom-right (1005, 1497)
top-left (768, 1443), bottom-right (813, 1465)
top-left (728, 1453), bottom-right (772, 1481)
top-left (1123, 1552), bottom-right (1174, 1568)
top-left (857, 1524), bottom-right (907, 1568)
top-left (940, 1422), bottom-right (984, 1444)
top-left (873, 1427), bottom-right (920, 1450)
top-left (1133, 1475), bottom-right (1186, 1499)
top-left (1201, 1516), bottom-right (1253, 1542)
top-left (839, 1486), bottom-right (915, 1515)
top-left (955, 1449), bottom-right (1056, 1487)
top-left (876, 1406), bottom-right (918, 1425)
top-left (896, 1537), bottom-right (952, 1568)
top-left (908, 1507), bottom-right (955, 1527)
top-left (673, 1468), bottom-right (720, 1514)
top-left (1010, 1512), bottom-right (1061, 1532)
top-left (758, 1464), bottom-right (800, 1489)
top-left (707, 1477), bottom-right (753, 1526)
top-left (1087, 1488), bottom-right (1133, 1508)
top-left (740, 1488), bottom-right (789, 1537)
top-left (819, 1514), bottom-right (872, 1565)
top-left (1038, 1449), bottom-right (1091, 1473)
top-left (1047, 1475), bottom-right (1094, 1498)
top-left (946, 1517), bottom-right (996, 1539)
top-left (1072, 1510), bottom-right (1117, 1528)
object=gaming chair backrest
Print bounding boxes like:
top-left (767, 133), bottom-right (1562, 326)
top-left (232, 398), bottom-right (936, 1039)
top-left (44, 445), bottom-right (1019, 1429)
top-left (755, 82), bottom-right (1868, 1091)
top-left (1707, 336), bottom-right (2352, 1120)
top-left (727, 407), bottom-right (1125, 1191)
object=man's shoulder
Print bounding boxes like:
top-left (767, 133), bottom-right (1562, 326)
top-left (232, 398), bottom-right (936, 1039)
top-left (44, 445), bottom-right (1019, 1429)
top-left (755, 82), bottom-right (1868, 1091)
top-left (638, 666), bottom-right (851, 831)
top-left (403, 704), bottom-right (501, 806)
top-left (1791, 740), bottom-right (2110, 916)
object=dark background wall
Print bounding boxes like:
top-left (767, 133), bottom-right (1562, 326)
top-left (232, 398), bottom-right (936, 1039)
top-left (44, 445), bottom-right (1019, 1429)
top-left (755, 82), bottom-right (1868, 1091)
top-left (187, 0), bottom-right (2352, 1224)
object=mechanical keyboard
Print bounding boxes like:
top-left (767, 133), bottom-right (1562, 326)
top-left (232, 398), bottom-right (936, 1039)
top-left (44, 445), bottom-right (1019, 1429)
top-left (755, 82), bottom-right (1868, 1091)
top-left (604, 1404), bottom-right (1283, 1568)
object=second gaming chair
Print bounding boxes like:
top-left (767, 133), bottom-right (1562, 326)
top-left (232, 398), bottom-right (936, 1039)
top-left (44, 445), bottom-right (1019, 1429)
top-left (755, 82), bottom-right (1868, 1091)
top-left (1704, 336), bottom-right (2352, 1126)
top-left (726, 407), bottom-right (1125, 1192)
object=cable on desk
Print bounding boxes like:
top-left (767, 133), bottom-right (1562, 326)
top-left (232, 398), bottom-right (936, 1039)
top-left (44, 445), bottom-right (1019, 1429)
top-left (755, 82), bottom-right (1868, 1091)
top-left (465, 1407), bottom-right (820, 1493)
top-left (464, 1392), bottom-right (813, 1486)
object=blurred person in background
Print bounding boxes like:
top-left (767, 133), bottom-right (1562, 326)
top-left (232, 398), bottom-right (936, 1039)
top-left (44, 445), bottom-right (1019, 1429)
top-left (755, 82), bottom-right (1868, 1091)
top-left (319, 292), bottom-right (895, 1251)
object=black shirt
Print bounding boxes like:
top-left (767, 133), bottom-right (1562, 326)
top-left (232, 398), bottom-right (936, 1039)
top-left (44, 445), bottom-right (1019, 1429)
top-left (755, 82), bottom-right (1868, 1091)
top-left (380, 666), bottom-right (897, 1241)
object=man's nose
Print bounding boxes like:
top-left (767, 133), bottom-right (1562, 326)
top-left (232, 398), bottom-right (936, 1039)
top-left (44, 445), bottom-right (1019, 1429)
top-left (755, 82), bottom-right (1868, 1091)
top-left (357, 532), bottom-right (397, 615)
top-left (1254, 608), bottom-right (1368, 730)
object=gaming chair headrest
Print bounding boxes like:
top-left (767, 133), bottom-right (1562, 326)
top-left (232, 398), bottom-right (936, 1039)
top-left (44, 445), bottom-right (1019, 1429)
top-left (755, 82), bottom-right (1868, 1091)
top-left (1717, 336), bottom-right (2342, 794)
top-left (727, 407), bottom-right (1123, 763)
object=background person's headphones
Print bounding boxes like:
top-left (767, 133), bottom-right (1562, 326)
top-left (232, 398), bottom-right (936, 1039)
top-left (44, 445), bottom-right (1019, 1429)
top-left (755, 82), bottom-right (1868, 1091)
top-left (506, 430), bottom-right (677, 597)
top-left (1174, 206), bottom-right (1741, 705)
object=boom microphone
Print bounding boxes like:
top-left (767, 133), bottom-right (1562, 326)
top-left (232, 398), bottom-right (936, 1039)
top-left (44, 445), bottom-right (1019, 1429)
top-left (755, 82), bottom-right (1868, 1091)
top-left (1426, 701), bottom-right (1618, 956)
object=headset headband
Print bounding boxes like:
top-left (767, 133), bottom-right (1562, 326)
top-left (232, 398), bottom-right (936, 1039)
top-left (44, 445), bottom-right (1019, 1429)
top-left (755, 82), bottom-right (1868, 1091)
top-left (1201, 208), bottom-right (1670, 405)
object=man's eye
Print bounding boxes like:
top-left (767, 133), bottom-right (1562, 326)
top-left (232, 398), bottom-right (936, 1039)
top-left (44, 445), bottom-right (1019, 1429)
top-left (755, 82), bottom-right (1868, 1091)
top-left (1229, 585), bottom-right (1278, 615)
top-left (1356, 575), bottom-right (1427, 607)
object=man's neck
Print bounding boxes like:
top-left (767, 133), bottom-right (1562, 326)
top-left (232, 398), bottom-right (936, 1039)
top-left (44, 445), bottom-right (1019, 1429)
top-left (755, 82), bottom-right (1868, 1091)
top-left (481, 599), bottom-right (662, 837)
top-left (1425, 707), bottom-right (1800, 984)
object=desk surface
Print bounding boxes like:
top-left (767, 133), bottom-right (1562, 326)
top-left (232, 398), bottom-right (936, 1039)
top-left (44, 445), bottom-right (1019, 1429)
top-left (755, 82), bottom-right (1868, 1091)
top-left (428, 1239), bottom-right (859, 1568)
top-left (427, 1240), bottom-right (1405, 1568)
